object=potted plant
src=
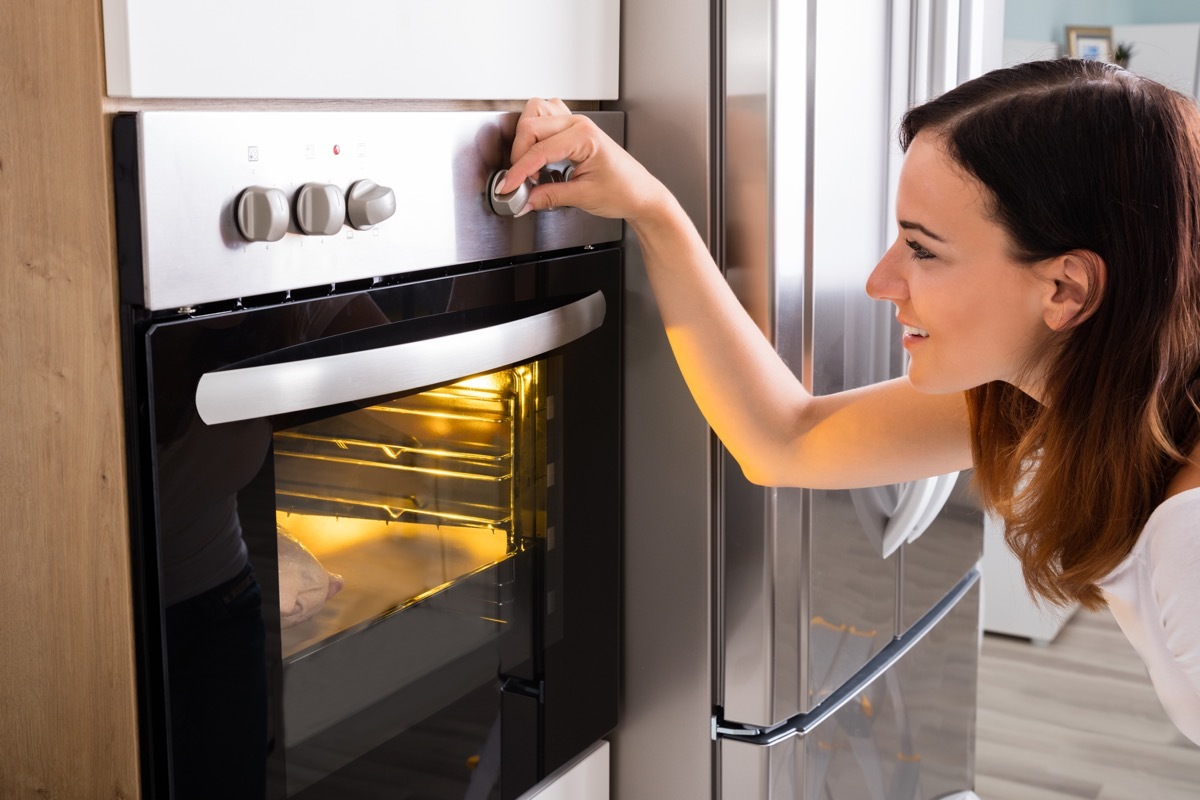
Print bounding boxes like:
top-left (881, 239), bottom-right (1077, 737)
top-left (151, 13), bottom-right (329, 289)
top-left (1114, 42), bottom-right (1134, 68)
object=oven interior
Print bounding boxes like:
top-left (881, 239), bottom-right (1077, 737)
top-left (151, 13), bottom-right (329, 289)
top-left (271, 360), bottom-right (550, 767)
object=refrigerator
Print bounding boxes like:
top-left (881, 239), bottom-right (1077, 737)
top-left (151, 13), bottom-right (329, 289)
top-left (611, 1), bottom-right (1003, 798)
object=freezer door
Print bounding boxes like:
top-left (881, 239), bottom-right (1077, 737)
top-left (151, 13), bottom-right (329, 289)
top-left (719, 580), bottom-right (980, 800)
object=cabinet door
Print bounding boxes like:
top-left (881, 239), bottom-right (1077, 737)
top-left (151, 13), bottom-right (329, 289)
top-left (103, 0), bottom-right (618, 99)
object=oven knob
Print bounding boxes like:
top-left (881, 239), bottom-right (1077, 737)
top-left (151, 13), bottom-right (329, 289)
top-left (488, 170), bottom-right (532, 216)
top-left (346, 179), bottom-right (397, 230)
top-left (235, 186), bottom-right (289, 242)
top-left (295, 182), bottom-right (346, 236)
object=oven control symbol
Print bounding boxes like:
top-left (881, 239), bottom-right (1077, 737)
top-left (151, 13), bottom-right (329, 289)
top-left (346, 179), bottom-right (397, 231)
top-left (295, 182), bottom-right (347, 236)
top-left (235, 186), bottom-right (289, 242)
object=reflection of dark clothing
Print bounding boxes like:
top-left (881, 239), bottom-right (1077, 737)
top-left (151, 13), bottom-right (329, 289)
top-left (155, 296), bottom-right (372, 604)
top-left (166, 562), bottom-right (268, 800)
top-left (155, 305), bottom-right (340, 606)
top-left (158, 415), bottom-right (272, 605)
top-left (151, 294), bottom-right (391, 797)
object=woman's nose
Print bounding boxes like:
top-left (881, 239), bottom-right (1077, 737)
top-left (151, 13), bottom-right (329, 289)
top-left (866, 242), bottom-right (907, 302)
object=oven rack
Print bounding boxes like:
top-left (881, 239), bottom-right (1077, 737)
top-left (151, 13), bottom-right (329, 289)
top-left (273, 427), bottom-right (518, 530)
top-left (273, 431), bottom-right (513, 478)
top-left (273, 365), bottom-right (540, 533)
top-left (276, 487), bottom-right (514, 531)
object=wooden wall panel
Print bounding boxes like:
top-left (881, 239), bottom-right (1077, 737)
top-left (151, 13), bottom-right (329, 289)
top-left (0, 0), bottom-right (140, 796)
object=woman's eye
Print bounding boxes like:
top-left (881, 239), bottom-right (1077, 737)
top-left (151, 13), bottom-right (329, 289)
top-left (905, 239), bottom-right (935, 260)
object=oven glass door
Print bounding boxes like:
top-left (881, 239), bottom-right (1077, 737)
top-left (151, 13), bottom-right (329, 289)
top-left (127, 252), bottom-right (620, 800)
top-left (269, 361), bottom-right (546, 798)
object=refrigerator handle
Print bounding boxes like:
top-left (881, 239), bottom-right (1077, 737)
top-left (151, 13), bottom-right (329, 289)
top-left (850, 471), bottom-right (960, 558)
top-left (878, 477), bottom-right (937, 557)
top-left (902, 471), bottom-right (960, 545)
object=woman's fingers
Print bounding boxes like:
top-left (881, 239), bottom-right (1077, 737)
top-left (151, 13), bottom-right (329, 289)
top-left (499, 114), bottom-right (594, 194)
top-left (508, 97), bottom-right (572, 162)
top-left (496, 97), bottom-right (670, 223)
top-left (501, 98), bottom-right (574, 192)
top-left (523, 172), bottom-right (587, 215)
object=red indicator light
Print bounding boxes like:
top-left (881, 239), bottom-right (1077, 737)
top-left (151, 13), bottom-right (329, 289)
top-left (333, 144), bottom-right (341, 155)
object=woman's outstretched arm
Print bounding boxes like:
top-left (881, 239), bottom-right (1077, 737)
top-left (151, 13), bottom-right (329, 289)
top-left (498, 99), bottom-right (971, 489)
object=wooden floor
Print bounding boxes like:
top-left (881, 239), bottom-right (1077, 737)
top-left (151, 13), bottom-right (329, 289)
top-left (975, 608), bottom-right (1200, 799)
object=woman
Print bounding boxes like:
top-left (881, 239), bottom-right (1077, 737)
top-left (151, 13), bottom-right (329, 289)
top-left (497, 58), bottom-right (1200, 744)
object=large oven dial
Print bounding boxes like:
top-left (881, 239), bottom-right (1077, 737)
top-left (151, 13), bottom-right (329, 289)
top-left (235, 186), bottom-right (290, 242)
top-left (488, 170), bottom-right (532, 216)
top-left (295, 182), bottom-right (347, 236)
top-left (346, 180), bottom-right (397, 230)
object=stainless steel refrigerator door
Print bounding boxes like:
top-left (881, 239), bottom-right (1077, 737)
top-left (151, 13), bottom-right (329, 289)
top-left (720, 0), bottom-right (909, 724)
top-left (719, 578), bottom-right (980, 800)
top-left (720, 0), bottom-right (989, 728)
top-left (896, 0), bottom-right (990, 634)
top-left (718, 0), bottom-right (813, 726)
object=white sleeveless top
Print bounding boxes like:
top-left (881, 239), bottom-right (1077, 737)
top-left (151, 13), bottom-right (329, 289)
top-left (1096, 487), bottom-right (1200, 745)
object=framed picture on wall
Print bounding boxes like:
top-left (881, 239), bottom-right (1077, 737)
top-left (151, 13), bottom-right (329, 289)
top-left (1066, 26), bottom-right (1113, 62)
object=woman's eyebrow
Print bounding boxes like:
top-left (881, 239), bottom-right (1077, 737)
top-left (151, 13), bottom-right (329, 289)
top-left (898, 220), bottom-right (946, 242)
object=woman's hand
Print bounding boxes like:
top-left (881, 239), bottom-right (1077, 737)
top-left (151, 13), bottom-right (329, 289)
top-left (496, 98), bottom-right (670, 224)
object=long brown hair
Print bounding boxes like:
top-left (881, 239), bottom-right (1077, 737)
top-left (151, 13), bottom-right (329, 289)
top-left (900, 59), bottom-right (1200, 609)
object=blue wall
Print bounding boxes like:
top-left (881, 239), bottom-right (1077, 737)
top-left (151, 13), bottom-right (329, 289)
top-left (1133, 0), bottom-right (1200, 24)
top-left (1006, 0), bottom-right (1200, 45)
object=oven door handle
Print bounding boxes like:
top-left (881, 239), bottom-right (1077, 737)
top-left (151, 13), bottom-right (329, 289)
top-left (195, 290), bottom-right (606, 425)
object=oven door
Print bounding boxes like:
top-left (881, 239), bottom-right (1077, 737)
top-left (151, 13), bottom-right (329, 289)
top-left (123, 251), bottom-right (621, 800)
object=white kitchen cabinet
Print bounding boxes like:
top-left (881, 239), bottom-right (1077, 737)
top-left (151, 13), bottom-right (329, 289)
top-left (981, 512), bottom-right (1077, 644)
top-left (101, 0), bottom-right (619, 99)
top-left (517, 740), bottom-right (609, 800)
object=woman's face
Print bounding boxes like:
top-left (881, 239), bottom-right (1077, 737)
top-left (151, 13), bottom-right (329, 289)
top-left (866, 133), bottom-right (1053, 398)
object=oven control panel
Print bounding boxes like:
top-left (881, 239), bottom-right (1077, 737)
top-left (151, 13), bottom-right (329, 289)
top-left (122, 111), bottom-right (623, 311)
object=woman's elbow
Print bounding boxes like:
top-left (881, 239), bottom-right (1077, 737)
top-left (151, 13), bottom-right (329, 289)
top-left (731, 452), bottom-right (791, 488)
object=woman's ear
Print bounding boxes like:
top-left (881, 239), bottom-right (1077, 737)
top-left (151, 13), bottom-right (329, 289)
top-left (1038, 249), bottom-right (1106, 331)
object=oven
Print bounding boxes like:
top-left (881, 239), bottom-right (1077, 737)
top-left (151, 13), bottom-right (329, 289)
top-left (113, 111), bottom-right (622, 799)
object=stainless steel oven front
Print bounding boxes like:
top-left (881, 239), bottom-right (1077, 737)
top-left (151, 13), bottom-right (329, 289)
top-left (114, 111), bottom-right (622, 800)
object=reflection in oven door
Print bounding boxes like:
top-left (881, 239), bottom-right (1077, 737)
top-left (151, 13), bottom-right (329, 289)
top-left (270, 365), bottom-right (548, 794)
